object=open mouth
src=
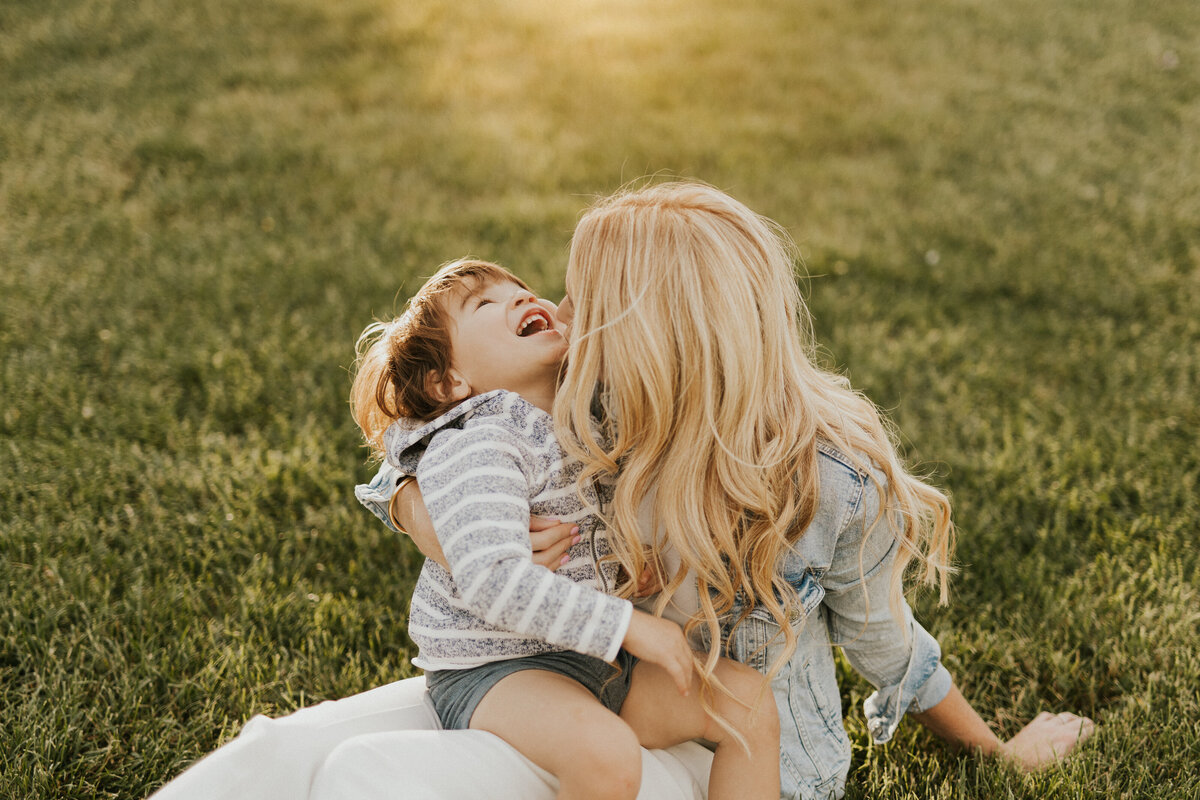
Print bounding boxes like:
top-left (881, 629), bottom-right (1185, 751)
top-left (516, 308), bottom-right (553, 337)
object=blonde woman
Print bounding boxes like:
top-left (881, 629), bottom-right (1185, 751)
top-left (547, 182), bottom-right (1095, 796)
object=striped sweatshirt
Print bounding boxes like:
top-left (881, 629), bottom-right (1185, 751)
top-left (378, 389), bottom-right (632, 671)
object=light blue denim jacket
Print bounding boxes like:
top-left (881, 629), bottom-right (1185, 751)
top-left (358, 439), bottom-right (952, 800)
top-left (717, 440), bottom-right (952, 799)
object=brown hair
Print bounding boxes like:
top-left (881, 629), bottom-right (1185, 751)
top-left (350, 259), bottom-right (530, 456)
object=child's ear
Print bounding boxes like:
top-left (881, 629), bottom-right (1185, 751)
top-left (427, 369), bottom-right (471, 404)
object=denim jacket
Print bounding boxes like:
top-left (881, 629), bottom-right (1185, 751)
top-left (717, 441), bottom-right (952, 799)
top-left (358, 440), bottom-right (952, 800)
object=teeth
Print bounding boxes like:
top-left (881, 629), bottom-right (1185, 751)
top-left (518, 311), bottom-right (549, 336)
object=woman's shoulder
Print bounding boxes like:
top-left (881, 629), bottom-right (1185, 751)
top-left (813, 438), bottom-right (884, 501)
top-left (788, 440), bottom-right (888, 570)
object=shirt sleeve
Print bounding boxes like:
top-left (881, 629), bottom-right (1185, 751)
top-left (821, 470), bottom-right (954, 744)
top-left (417, 424), bottom-right (632, 662)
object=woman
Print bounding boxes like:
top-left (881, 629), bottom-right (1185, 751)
top-left (151, 182), bottom-right (1092, 800)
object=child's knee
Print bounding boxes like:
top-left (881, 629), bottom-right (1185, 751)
top-left (570, 719), bottom-right (642, 798)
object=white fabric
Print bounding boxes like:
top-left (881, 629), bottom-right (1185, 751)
top-left (150, 676), bottom-right (712, 800)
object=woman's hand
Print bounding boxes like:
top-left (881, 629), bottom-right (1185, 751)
top-left (913, 685), bottom-right (1095, 771)
top-left (614, 546), bottom-right (664, 598)
top-left (621, 610), bottom-right (694, 695)
top-left (634, 565), bottom-right (662, 597)
top-left (999, 711), bottom-right (1096, 771)
top-left (529, 516), bottom-right (580, 571)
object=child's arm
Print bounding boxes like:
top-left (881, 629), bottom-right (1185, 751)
top-left (420, 425), bottom-right (694, 687)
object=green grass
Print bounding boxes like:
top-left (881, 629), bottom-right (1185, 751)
top-left (2, 0), bottom-right (1197, 796)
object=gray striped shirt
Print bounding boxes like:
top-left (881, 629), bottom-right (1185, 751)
top-left (381, 390), bottom-right (632, 671)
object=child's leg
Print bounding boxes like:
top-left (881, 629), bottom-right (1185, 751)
top-left (470, 669), bottom-right (643, 800)
top-left (619, 657), bottom-right (780, 800)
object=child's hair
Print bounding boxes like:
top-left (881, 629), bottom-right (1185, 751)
top-left (350, 258), bottom-right (531, 457)
top-left (555, 181), bottom-right (956, 681)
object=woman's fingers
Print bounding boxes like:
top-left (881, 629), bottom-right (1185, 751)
top-left (529, 520), bottom-right (578, 550)
top-left (528, 515), bottom-right (561, 532)
top-left (633, 566), bottom-right (658, 597)
top-left (529, 519), bottom-right (580, 571)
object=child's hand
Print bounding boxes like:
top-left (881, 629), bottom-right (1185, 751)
top-left (529, 516), bottom-right (580, 572)
top-left (621, 610), bottom-right (693, 695)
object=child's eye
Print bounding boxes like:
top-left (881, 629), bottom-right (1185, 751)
top-left (476, 298), bottom-right (492, 308)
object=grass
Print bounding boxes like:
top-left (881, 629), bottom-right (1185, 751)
top-left (1, 0), bottom-right (1197, 796)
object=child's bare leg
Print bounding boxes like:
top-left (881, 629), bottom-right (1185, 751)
top-left (470, 669), bottom-right (643, 800)
top-left (619, 657), bottom-right (780, 800)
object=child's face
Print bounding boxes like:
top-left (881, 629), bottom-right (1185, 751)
top-left (444, 278), bottom-right (568, 400)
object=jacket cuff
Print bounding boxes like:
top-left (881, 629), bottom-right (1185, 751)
top-left (355, 463), bottom-right (408, 535)
top-left (862, 625), bottom-right (951, 744)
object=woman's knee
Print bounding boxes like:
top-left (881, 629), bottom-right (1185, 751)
top-left (312, 737), bottom-right (377, 796)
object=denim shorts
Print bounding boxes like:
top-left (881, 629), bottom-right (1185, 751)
top-left (425, 649), bottom-right (637, 730)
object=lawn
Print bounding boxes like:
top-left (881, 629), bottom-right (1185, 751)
top-left (1, 0), bottom-right (1197, 797)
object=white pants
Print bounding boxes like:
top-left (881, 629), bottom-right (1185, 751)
top-left (149, 676), bottom-right (713, 800)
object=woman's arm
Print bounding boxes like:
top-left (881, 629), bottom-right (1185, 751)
top-left (823, 472), bottom-right (1094, 768)
top-left (388, 478), bottom-right (579, 572)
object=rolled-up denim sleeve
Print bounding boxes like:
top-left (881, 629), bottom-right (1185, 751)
top-left (354, 462), bottom-right (407, 535)
top-left (822, 472), bottom-right (953, 744)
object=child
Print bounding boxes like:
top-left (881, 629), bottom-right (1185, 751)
top-left (350, 259), bottom-right (779, 800)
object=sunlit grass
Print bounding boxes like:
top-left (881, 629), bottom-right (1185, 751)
top-left (2, 0), bottom-right (1198, 797)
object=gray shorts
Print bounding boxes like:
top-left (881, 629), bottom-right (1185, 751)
top-left (425, 649), bottom-right (637, 730)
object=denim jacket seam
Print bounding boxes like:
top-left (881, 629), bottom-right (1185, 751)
top-left (814, 439), bottom-right (868, 479)
top-left (815, 442), bottom-right (868, 540)
top-left (839, 470), bottom-right (866, 539)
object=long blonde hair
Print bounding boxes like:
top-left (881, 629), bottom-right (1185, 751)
top-left (554, 182), bottom-right (955, 680)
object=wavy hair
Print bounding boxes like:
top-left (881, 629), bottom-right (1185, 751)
top-left (554, 182), bottom-right (955, 681)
